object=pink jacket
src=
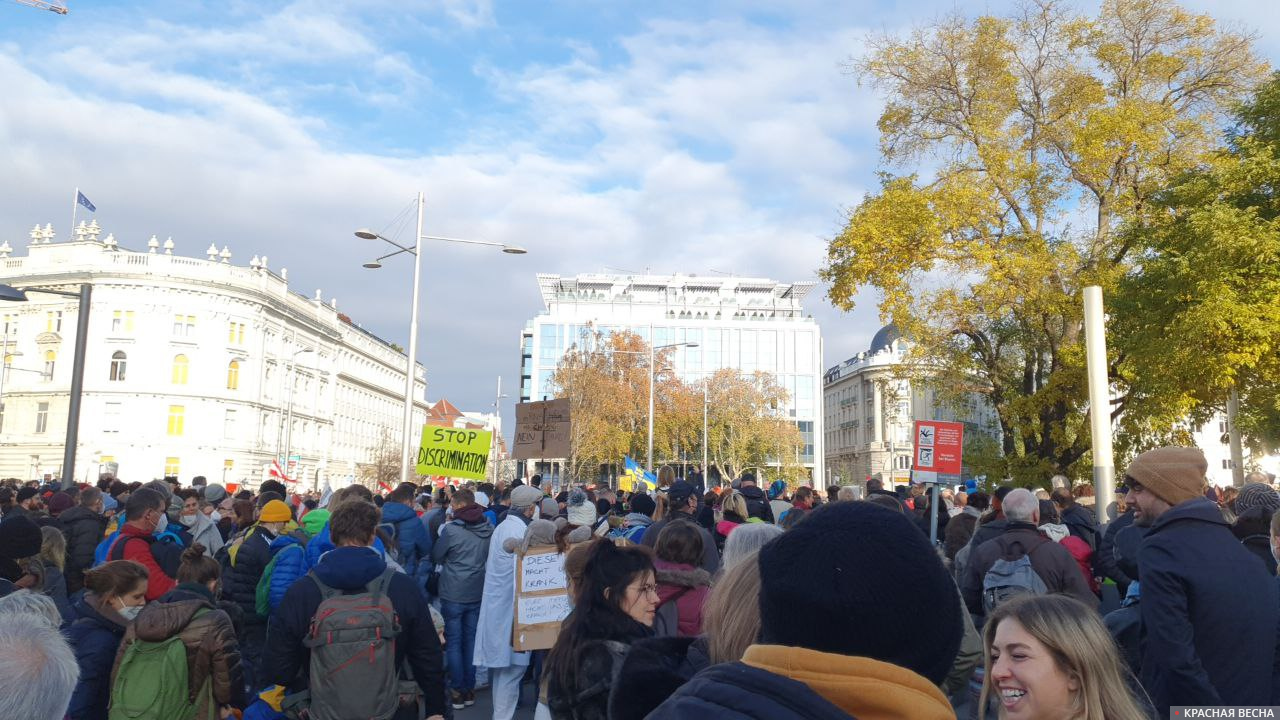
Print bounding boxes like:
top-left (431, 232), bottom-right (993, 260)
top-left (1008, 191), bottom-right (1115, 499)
top-left (653, 559), bottom-right (712, 637)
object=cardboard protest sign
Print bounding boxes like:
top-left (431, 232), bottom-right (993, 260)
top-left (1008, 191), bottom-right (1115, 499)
top-left (416, 426), bottom-right (493, 481)
top-left (512, 545), bottom-right (572, 651)
top-left (912, 420), bottom-right (965, 483)
top-left (513, 398), bottom-right (571, 460)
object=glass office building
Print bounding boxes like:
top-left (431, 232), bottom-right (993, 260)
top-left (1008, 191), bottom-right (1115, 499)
top-left (519, 273), bottom-right (824, 483)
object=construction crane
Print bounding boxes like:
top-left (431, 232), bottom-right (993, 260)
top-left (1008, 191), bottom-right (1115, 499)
top-left (10, 0), bottom-right (68, 14)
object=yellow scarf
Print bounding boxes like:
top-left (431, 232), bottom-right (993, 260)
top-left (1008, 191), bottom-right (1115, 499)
top-left (742, 645), bottom-right (954, 720)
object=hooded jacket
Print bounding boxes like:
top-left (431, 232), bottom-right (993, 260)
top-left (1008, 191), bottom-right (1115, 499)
top-left (302, 521), bottom-right (386, 569)
top-left (380, 501), bottom-right (431, 577)
top-left (226, 525), bottom-right (275, 624)
top-left (642, 508), bottom-right (720, 575)
top-left (430, 504), bottom-right (493, 603)
top-left (1039, 523), bottom-right (1099, 595)
top-left (262, 546), bottom-right (446, 718)
top-left (177, 510), bottom-right (224, 558)
top-left (1059, 502), bottom-right (1099, 551)
top-left (67, 592), bottom-right (129, 720)
top-left (960, 522), bottom-right (1097, 615)
top-left (738, 485), bottom-right (775, 523)
top-left (111, 584), bottom-right (245, 717)
top-left (1139, 497), bottom-right (1278, 713)
top-left (653, 559), bottom-right (711, 637)
top-left (58, 504), bottom-right (108, 594)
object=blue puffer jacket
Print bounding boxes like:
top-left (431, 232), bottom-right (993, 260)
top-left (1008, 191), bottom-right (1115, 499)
top-left (303, 523), bottom-right (387, 570)
top-left (380, 501), bottom-right (431, 577)
top-left (647, 661), bottom-right (853, 720)
top-left (1139, 497), bottom-right (1278, 713)
top-left (266, 534), bottom-right (307, 613)
top-left (67, 593), bottom-right (128, 720)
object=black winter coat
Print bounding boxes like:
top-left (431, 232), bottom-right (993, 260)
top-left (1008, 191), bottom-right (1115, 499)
top-left (226, 527), bottom-right (274, 625)
top-left (1232, 507), bottom-right (1277, 576)
top-left (647, 661), bottom-right (853, 720)
top-left (608, 635), bottom-right (710, 720)
top-left (1096, 509), bottom-right (1136, 593)
top-left (1139, 497), bottom-right (1278, 714)
top-left (1060, 503), bottom-right (1099, 551)
top-left (59, 506), bottom-right (108, 594)
top-left (546, 618), bottom-right (651, 720)
top-left (738, 486), bottom-right (774, 523)
top-left (67, 593), bottom-right (128, 720)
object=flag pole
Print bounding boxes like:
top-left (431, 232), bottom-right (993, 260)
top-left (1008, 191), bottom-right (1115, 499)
top-left (70, 187), bottom-right (79, 240)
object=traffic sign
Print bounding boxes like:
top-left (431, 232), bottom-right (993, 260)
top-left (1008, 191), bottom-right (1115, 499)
top-left (913, 420), bottom-right (964, 483)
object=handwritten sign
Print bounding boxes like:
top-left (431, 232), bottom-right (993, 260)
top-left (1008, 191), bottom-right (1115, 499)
top-left (416, 426), bottom-right (493, 481)
top-left (913, 420), bottom-right (965, 483)
top-left (512, 545), bottom-right (571, 651)
top-left (520, 550), bottom-right (567, 593)
top-left (513, 399), bottom-right (571, 460)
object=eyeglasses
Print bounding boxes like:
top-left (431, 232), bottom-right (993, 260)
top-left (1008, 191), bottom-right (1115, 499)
top-left (634, 583), bottom-right (659, 596)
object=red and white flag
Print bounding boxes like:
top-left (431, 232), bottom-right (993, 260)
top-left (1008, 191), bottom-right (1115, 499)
top-left (270, 460), bottom-right (296, 484)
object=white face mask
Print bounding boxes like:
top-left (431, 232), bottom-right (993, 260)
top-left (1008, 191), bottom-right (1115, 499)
top-left (210, 510), bottom-right (221, 523)
top-left (179, 513), bottom-right (197, 527)
top-left (116, 600), bottom-right (143, 621)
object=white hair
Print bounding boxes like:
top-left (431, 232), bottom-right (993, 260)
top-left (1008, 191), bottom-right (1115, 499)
top-left (837, 486), bottom-right (856, 502)
top-left (0, 612), bottom-right (79, 720)
top-left (0, 590), bottom-right (62, 629)
top-left (1003, 488), bottom-right (1039, 523)
top-left (723, 523), bottom-right (784, 570)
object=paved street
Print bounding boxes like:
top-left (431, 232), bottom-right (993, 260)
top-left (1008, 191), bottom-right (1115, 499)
top-left (451, 684), bottom-right (536, 720)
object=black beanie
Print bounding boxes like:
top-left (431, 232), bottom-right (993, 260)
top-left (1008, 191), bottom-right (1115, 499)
top-left (757, 501), bottom-right (962, 684)
top-left (629, 493), bottom-right (656, 517)
top-left (0, 516), bottom-right (43, 560)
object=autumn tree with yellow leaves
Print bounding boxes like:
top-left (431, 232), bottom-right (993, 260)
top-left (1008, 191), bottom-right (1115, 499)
top-left (822, 0), bottom-right (1266, 482)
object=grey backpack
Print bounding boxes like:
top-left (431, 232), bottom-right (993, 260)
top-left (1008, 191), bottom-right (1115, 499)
top-left (303, 567), bottom-right (402, 720)
top-left (982, 537), bottom-right (1048, 614)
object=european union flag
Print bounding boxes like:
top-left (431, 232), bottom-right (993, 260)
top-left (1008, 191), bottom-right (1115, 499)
top-left (76, 191), bottom-right (95, 212)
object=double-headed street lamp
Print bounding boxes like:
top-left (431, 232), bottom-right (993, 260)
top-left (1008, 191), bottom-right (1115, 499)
top-left (0, 282), bottom-right (91, 485)
top-left (356, 191), bottom-right (527, 486)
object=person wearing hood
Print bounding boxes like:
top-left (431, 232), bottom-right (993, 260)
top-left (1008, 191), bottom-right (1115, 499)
top-left (67, 560), bottom-right (149, 720)
top-left (111, 543), bottom-right (245, 718)
top-left (1037, 499), bottom-right (1099, 596)
top-left (299, 500), bottom-right (330, 537)
top-left (650, 501), bottom-right (962, 720)
top-left (474, 484), bottom-right (543, 720)
top-left (381, 483), bottom-right (432, 578)
top-left (1050, 488), bottom-right (1099, 551)
top-left (736, 473), bottom-right (774, 523)
top-left (263, 499), bottom-right (446, 720)
top-left (613, 493), bottom-right (656, 543)
top-left (1125, 447), bottom-right (1278, 713)
top-left (652, 521), bottom-right (712, 637)
top-left (431, 488), bottom-right (493, 709)
top-left (176, 489), bottom-right (224, 558)
top-left (58, 488), bottom-right (110, 595)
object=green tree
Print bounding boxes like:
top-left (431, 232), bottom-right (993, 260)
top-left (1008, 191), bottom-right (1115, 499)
top-left (1112, 73), bottom-right (1280, 455)
top-left (822, 0), bottom-right (1264, 482)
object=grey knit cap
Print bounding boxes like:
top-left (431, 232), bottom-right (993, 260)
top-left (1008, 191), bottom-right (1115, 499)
top-left (1235, 482), bottom-right (1280, 515)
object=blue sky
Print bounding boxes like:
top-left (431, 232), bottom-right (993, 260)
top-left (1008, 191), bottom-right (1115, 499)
top-left (1, 0), bottom-right (1275, 440)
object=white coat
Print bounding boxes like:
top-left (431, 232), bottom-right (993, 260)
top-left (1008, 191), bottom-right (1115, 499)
top-left (473, 512), bottom-right (532, 669)
top-left (182, 511), bottom-right (225, 558)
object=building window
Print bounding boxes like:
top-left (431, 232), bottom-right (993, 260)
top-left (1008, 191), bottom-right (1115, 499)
top-left (35, 402), bottom-right (49, 433)
top-left (46, 311), bottom-right (62, 333)
top-left (173, 314), bottom-right (196, 337)
top-left (103, 402), bottom-right (121, 432)
top-left (164, 457), bottom-right (181, 476)
top-left (109, 351), bottom-right (127, 382)
top-left (112, 310), bottom-right (135, 334)
top-left (228, 322), bottom-right (246, 345)
top-left (167, 405), bottom-right (185, 436)
top-left (43, 350), bottom-right (55, 380)
top-left (0, 402), bottom-right (5, 433)
top-left (2, 313), bottom-right (16, 336)
top-left (227, 360), bottom-right (240, 390)
top-left (172, 355), bottom-right (189, 385)
top-left (223, 409), bottom-right (237, 439)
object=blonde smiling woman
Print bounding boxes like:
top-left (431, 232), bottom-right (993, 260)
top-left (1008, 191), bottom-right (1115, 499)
top-left (980, 594), bottom-right (1148, 720)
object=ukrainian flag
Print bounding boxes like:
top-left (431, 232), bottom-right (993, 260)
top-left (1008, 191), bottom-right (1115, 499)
top-left (620, 455), bottom-right (657, 492)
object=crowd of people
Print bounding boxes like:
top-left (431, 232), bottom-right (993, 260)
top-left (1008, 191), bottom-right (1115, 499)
top-left (0, 447), bottom-right (1277, 720)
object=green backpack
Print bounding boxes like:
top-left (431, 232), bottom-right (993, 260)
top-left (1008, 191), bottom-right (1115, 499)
top-left (108, 608), bottom-right (215, 720)
top-left (255, 543), bottom-right (303, 617)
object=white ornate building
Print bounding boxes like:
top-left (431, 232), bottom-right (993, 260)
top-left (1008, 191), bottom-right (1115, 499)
top-left (519, 272), bottom-right (824, 484)
top-left (0, 222), bottom-right (426, 489)
top-left (823, 325), bottom-right (1001, 487)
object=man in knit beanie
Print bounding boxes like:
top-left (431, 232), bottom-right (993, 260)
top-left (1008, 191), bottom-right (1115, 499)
top-left (651, 501), bottom-right (960, 720)
top-left (1124, 446), bottom-right (1278, 714)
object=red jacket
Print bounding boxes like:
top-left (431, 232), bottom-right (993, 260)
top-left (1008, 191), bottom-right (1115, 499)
top-left (654, 559), bottom-right (712, 637)
top-left (1059, 535), bottom-right (1099, 595)
top-left (110, 524), bottom-right (176, 601)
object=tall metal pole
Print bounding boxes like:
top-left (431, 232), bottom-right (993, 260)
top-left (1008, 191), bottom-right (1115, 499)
top-left (62, 284), bottom-right (91, 484)
top-left (702, 381), bottom-right (708, 479)
top-left (1083, 286), bottom-right (1115, 526)
top-left (401, 192), bottom-right (425, 486)
top-left (1228, 387), bottom-right (1245, 487)
top-left (647, 340), bottom-right (655, 473)
top-left (283, 362), bottom-right (296, 475)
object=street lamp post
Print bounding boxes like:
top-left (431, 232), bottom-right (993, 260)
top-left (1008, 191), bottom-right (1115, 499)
top-left (615, 341), bottom-right (699, 473)
top-left (281, 348), bottom-right (315, 478)
top-left (356, 192), bottom-right (527, 486)
top-left (0, 283), bottom-right (91, 485)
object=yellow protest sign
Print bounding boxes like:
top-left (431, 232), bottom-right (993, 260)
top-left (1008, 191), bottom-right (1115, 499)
top-left (416, 426), bottom-right (493, 480)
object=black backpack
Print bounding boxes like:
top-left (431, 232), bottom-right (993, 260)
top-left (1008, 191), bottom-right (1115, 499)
top-left (109, 532), bottom-right (183, 578)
